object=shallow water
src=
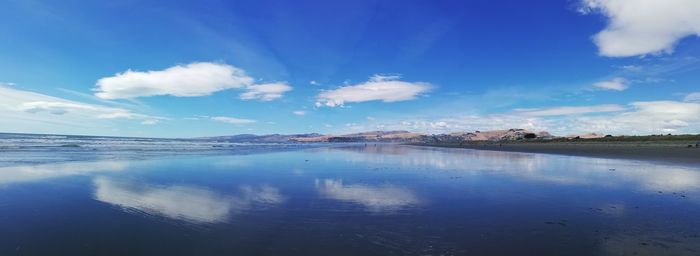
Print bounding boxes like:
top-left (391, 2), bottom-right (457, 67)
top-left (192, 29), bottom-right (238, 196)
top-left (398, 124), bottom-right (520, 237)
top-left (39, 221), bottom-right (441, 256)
top-left (1, 144), bottom-right (700, 255)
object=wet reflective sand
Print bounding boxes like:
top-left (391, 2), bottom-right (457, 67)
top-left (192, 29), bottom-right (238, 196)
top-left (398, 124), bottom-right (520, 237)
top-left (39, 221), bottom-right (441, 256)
top-left (1, 144), bottom-right (699, 255)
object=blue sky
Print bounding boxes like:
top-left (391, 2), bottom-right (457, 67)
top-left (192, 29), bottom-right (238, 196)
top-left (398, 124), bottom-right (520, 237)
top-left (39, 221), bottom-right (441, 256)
top-left (1, 0), bottom-right (699, 137)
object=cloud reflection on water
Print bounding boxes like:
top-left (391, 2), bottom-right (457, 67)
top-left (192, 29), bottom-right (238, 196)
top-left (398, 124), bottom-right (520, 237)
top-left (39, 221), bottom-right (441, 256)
top-left (93, 177), bottom-right (284, 224)
top-left (315, 179), bottom-right (420, 212)
top-left (0, 160), bottom-right (127, 185)
top-left (325, 145), bottom-right (700, 193)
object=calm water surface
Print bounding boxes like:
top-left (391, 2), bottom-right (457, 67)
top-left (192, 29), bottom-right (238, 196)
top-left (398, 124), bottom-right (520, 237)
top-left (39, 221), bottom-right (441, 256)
top-left (2, 144), bottom-right (700, 255)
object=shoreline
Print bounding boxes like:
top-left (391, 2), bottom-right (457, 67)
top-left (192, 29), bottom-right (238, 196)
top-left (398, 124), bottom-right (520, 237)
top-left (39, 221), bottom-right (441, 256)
top-left (413, 142), bottom-right (700, 165)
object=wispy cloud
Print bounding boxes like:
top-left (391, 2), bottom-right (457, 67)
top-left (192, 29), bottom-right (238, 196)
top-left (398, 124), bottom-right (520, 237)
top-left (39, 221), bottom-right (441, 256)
top-left (593, 77), bottom-right (628, 91)
top-left (684, 92), bottom-right (700, 102)
top-left (292, 110), bottom-right (306, 116)
top-left (315, 75), bottom-right (431, 107)
top-left (239, 82), bottom-right (292, 101)
top-left (514, 104), bottom-right (626, 116)
top-left (0, 85), bottom-right (165, 131)
top-left (346, 101), bottom-right (700, 135)
top-left (211, 116), bottom-right (257, 124)
top-left (580, 0), bottom-right (700, 57)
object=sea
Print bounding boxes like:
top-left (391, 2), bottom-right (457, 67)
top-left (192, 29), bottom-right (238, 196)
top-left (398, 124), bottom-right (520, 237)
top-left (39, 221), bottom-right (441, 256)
top-left (1, 133), bottom-right (699, 255)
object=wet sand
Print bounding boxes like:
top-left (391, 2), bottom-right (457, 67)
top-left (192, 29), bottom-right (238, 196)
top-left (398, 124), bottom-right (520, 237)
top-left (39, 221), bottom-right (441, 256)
top-left (418, 142), bottom-right (700, 165)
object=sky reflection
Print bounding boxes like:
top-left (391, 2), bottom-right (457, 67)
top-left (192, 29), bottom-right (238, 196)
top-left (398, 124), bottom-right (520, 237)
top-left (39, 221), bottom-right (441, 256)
top-left (93, 177), bottom-right (284, 224)
top-left (315, 179), bottom-right (420, 212)
top-left (327, 145), bottom-right (700, 194)
top-left (0, 160), bottom-right (127, 185)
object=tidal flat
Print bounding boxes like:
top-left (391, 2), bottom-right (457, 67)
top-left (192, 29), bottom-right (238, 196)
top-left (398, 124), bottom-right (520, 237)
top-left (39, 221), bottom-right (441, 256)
top-left (1, 138), bottom-right (700, 255)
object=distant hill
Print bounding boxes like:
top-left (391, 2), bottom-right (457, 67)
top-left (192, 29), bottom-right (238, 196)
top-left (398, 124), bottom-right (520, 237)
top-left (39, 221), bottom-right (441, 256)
top-left (420, 129), bottom-right (554, 143)
top-left (290, 130), bottom-right (423, 142)
top-left (200, 129), bottom-right (556, 143)
top-left (197, 133), bottom-right (323, 143)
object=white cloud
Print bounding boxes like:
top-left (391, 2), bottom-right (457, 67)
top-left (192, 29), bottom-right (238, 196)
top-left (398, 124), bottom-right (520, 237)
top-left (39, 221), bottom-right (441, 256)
top-left (581, 0), bottom-right (700, 57)
top-left (309, 80), bottom-right (319, 86)
top-left (315, 179), bottom-right (420, 211)
top-left (211, 116), bottom-right (256, 124)
top-left (613, 101), bottom-right (700, 132)
top-left (17, 101), bottom-right (166, 124)
top-left (140, 119), bottom-right (160, 125)
top-left (348, 101), bottom-right (700, 135)
top-left (619, 65), bottom-right (643, 72)
top-left (0, 86), bottom-right (165, 134)
top-left (239, 82), bottom-right (292, 101)
top-left (94, 62), bottom-right (255, 99)
top-left (315, 75), bottom-right (431, 107)
top-left (593, 77), bottom-right (628, 91)
top-left (19, 101), bottom-right (97, 115)
top-left (292, 110), bottom-right (306, 116)
top-left (514, 104), bottom-right (626, 116)
top-left (684, 92), bottom-right (700, 102)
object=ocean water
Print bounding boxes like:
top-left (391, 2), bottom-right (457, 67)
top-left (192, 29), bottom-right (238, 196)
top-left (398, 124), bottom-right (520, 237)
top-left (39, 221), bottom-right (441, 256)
top-left (1, 136), bottom-right (700, 255)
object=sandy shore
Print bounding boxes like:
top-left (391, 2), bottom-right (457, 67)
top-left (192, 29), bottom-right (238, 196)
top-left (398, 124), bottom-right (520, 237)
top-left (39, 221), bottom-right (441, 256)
top-left (418, 142), bottom-right (700, 165)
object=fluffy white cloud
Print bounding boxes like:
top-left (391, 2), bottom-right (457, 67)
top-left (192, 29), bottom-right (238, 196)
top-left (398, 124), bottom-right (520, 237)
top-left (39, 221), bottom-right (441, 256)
top-left (514, 104), bottom-right (625, 116)
top-left (211, 116), bottom-right (256, 124)
top-left (593, 77), bottom-right (628, 91)
top-left (315, 75), bottom-right (431, 107)
top-left (292, 110), bottom-right (306, 116)
top-left (239, 82), bottom-right (292, 101)
top-left (581, 0), bottom-right (700, 57)
top-left (94, 62), bottom-right (255, 99)
top-left (684, 92), bottom-right (700, 102)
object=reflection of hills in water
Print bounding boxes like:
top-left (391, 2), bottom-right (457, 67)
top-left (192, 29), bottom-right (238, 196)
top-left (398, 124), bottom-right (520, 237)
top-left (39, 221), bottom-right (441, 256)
top-left (325, 144), bottom-right (700, 194)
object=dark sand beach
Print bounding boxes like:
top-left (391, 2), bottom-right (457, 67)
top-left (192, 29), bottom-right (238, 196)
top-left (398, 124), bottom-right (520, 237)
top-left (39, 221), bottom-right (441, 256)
top-left (418, 142), bottom-right (700, 165)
